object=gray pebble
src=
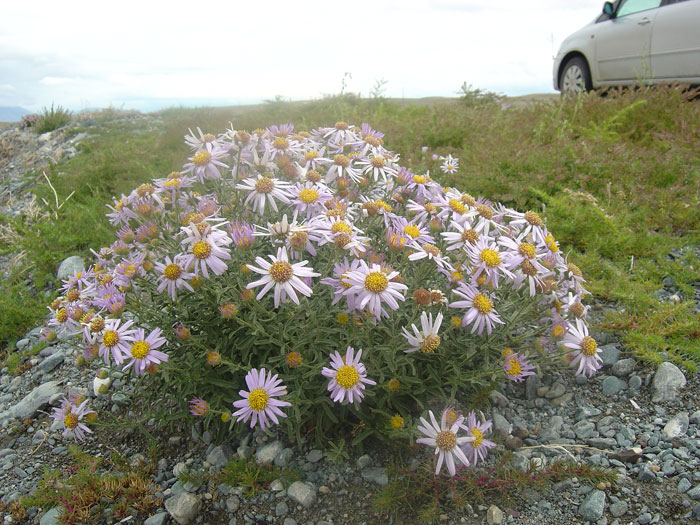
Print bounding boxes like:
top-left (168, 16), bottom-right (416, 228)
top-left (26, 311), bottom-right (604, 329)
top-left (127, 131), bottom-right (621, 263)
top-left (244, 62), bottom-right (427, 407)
top-left (578, 489), bottom-right (606, 521)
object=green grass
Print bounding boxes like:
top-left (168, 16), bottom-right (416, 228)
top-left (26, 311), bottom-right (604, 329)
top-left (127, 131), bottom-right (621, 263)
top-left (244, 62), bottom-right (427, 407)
top-left (1, 85), bottom-right (699, 370)
top-left (34, 103), bottom-right (72, 134)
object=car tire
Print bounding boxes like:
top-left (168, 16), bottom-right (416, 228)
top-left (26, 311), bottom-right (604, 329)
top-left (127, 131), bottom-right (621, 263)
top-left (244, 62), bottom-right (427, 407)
top-left (560, 57), bottom-right (592, 96)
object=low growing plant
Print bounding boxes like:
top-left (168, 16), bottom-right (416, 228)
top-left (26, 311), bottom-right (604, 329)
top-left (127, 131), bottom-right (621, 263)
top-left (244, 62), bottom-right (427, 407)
top-left (46, 121), bottom-right (600, 477)
top-left (34, 103), bottom-right (72, 134)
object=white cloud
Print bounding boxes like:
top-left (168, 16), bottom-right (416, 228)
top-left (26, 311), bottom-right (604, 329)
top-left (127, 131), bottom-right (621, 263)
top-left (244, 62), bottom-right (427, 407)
top-left (40, 76), bottom-right (76, 86)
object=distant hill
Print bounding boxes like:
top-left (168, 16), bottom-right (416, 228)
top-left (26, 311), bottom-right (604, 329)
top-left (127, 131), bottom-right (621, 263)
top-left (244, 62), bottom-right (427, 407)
top-left (0, 106), bottom-right (31, 122)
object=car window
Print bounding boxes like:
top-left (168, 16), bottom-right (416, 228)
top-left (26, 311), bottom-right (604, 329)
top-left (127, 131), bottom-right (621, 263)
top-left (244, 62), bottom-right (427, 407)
top-left (617, 0), bottom-right (662, 16)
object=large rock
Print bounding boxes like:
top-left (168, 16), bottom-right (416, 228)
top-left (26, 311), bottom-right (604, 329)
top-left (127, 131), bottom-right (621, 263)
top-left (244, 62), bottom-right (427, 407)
top-left (662, 412), bottom-right (689, 438)
top-left (255, 440), bottom-right (284, 464)
top-left (39, 507), bottom-right (61, 525)
top-left (164, 492), bottom-right (201, 524)
top-left (1, 381), bottom-right (61, 421)
top-left (206, 444), bottom-right (233, 468)
top-left (578, 489), bottom-right (606, 521)
top-left (652, 362), bottom-right (686, 402)
top-left (287, 481), bottom-right (317, 508)
top-left (56, 256), bottom-right (85, 281)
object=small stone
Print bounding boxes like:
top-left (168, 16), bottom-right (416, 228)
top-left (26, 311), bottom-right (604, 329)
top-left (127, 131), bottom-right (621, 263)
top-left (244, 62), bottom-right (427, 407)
top-left (361, 466), bottom-right (388, 485)
top-left (207, 445), bottom-right (233, 468)
top-left (489, 390), bottom-right (509, 408)
top-left (551, 392), bottom-right (574, 406)
top-left (687, 485), bottom-right (700, 500)
top-left (274, 447), bottom-right (293, 467)
top-left (492, 412), bottom-right (511, 437)
top-left (15, 338), bottom-right (30, 351)
top-left (525, 375), bottom-right (540, 400)
top-left (255, 441), bottom-right (284, 464)
top-left (678, 478), bottom-right (692, 493)
top-left (38, 352), bottom-right (64, 373)
top-left (165, 492), bottom-right (202, 524)
top-left (578, 489), bottom-right (606, 521)
top-left (611, 358), bottom-right (635, 377)
top-left (504, 435), bottom-right (523, 450)
top-left (601, 376), bottom-right (627, 396)
top-left (306, 449), bottom-right (323, 463)
top-left (270, 479), bottom-right (284, 492)
top-left (283, 519), bottom-right (297, 525)
top-left (275, 501), bottom-right (289, 517)
top-left (573, 420), bottom-right (596, 440)
top-left (287, 481), bottom-right (316, 508)
top-left (173, 462), bottom-right (187, 477)
top-left (486, 504), bottom-right (504, 524)
top-left (609, 447), bottom-right (642, 464)
top-left (56, 255), bottom-right (85, 281)
top-left (638, 512), bottom-right (652, 524)
top-left (144, 512), bottom-right (168, 525)
top-left (356, 454), bottom-right (372, 469)
top-left (609, 500), bottom-right (627, 518)
top-left (318, 485), bottom-right (330, 494)
top-left (545, 382), bottom-right (566, 399)
top-left (39, 507), bottom-right (61, 525)
top-left (599, 344), bottom-right (621, 367)
top-left (226, 495), bottom-right (240, 513)
top-left (689, 410), bottom-right (700, 425)
top-left (638, 465), bottom-right (656, 482)
top-left (628, 375), bottom-right (642, 391)
top-left (652, 362), bottom-right (686, 402)
top-left (511, 453), bottom-right (530, 472)
top-left (661, 412), bottom-right (689, 438)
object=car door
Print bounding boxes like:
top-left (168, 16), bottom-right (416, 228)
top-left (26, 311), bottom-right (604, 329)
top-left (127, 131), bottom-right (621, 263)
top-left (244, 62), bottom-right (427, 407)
top-left (595, 0), bottom-right (662, 82)
top-left (651, 0), bottom-right (700, 79)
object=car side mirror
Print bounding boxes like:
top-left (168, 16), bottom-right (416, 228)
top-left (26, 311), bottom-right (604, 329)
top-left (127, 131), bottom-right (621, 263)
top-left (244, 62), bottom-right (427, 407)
top-left (603, 1), bottom-right (615, 16)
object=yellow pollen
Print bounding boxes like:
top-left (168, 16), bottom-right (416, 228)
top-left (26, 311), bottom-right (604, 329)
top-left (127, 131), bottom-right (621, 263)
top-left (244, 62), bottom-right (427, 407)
top-left (269, 261), bottom-right (293, 283)
top-left (449, 199), bottom-right (466, 214)
top-left (286, 352), bottom-right (302, 367)
top-left (365, 136), bottom-right (380, 147)
top-left (333, 154), bottom-right (350, 167)
top-left (435, 430), bottom-right (457, 451)
top-left (370, 157), bottom-right (384, 167)
top-left (403, 225), bottom-right (421, 238)
top-left (552, 325), bottom-right (565, 338)
top-left (461, 229), bottom-right (479, 244)
top-left (390, 415), bottom-right (404, 429)
top-left (336, 313), bottom-right (349, 324)
top-left (335, 121), bottom-right (349, 130)
top-left (254, 177), bottom-right (275, 193)
top-left (518, 243), bottom-right (536, 259)
top-left (521, 260), bottom-right (538, 276)
top-left (424, 203), bottom-right (435, 212)
top-left (376, 200), bottom-right (392, 213)
top-left (451, 271), bottom-right (464, 282)
top-left (581, 336), bottom-right (598, 357)
top-left (103, 330), bottom-right (119, 347)
top-left (131, 341), bottom-right (150, 359)
top-left (422, 243), bottom-right (441, 257)
top-left (137, 183), bottom-right (155, 197)
top-left (506, 357), bottom-right (522, 377)
top-left (330, 221), bottom-right (352, 234)
top-left (461, 193), bottom-right (476, 207)
top-left (90, 318), bottom-right (105, 333)
top-left (299, 188), bottom-right (319, 204)
top-left (202, 133), bottom-right (216, 142)
top-left (525, 210), bottom-right (543, 226)
top-left (192, 240), bottom-right (212, 260)
top-left (339, 272), bottom-right (353, 289)
top-left (164, 263), bottom-right (182, 280)
top-left (193, 151), bottom-right (211, 166)
top-left (473, 293), bottom-right (493, 314)
top-left (248, 388), bottom-right (269, 411)
top-left (304, 151), bottom-right (319, 160)
top-left (570, 302), bottom-right (585, 318)
top-left (364, 271), bottom-right (389, 294)
top-left (56, 308), bottom-right (68, 323)
top-left (412, 175), bottom-right (426, 184)
top-left (445, 410), bottom-right (458, 425)
top-left (336, 365), bottom-right (360, 389)
top-left (388, 378), bottom-right (400, 391)
top-left (568, 263), bottom-right (583, 277)
top-left (334, 233), bottom-right (351, 248)
top-left (65, 289), bottom-right (80, 302)
top-left (64, 412), bottom-right (79, 430)
top-left (306, 170), bottom-right (321, 182)
top-left (420, 334), bottom-right (441, 353)
top-left (470, 427), bottom-right (484, 448)
top-left (166, 179), bottom-right (180, 189)
top-left (272, 137), bottom-right (289, 150)
top-left (480, 248), bottom-right (501, 268)
top-left (476, 204), bottom-right (493, 219)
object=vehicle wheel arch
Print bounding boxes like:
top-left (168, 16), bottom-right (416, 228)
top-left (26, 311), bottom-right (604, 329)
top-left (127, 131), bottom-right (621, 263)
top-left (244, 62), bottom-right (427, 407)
top-left (558, 52), bottom-right (593, 90)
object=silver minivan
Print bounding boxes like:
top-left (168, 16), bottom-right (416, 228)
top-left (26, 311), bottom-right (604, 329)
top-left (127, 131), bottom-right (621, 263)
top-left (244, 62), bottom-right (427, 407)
top-left (553, 0), bottom-right (700, 95)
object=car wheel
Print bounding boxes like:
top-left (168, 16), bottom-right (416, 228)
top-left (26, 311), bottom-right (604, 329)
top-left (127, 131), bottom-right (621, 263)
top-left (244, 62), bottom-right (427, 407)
top-left (560, 57), bottom-right (592, 96)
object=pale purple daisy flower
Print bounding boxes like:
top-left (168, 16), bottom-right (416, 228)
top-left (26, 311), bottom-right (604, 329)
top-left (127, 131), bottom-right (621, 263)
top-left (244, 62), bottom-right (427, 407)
top-left (232, 368), bottom-right (291, 431)
top-left (288, 182), bottom-right (333, 218)
top-left (189, 397), bottom-right (210, 416)
top-left (407, 241), bottom-right (449, 269)
top-left (122, 327), bottom-right (168, 376)
top-left (246, 247), bottom-right (319, 308)
top-left (356, 154), bottom-right (398, 183)
top-left (466, 238), bottom-right (514, 288)
top-left (181, 147), bottom-right (229, 182)
top-left (562, 318), bottom-right (602, 377)
top-left (227, 220), bottom-right (256, 249)
top-left (95, 318), bottom-right (136, 365)
top-left (320, 258), bottom-right (363, 310)
top-left (449, 283), bottom-right (504, 336)
top-left (50, 396), bottom-right (95, 442)
top-left (184, 127), bottom-right (221, 152)
top-left (342, 261), bottom-right (407, 319)
top-left (503, 351), bottom-right (536, 382)
top-left (106, 194), bottom-right (137, 226)
top-left (60, 266), bottom-right (96, 293)
top-left (402, 311), bottom-right (443, 354)
top-left (322, 347), bottom-right (376, 404)
top-left (154, 255), bottom-right (195, 301)
top-left (440, 154), bottom-right (459, 174)
top-left (391, 216), bottom-right (435, 245)
top-left (440, 220), bottom-right (484, 251)
top-left (416, 410), bottom-right (473, 476)
top-left (180, 223), bottom-right (232, 278)
top-left (460, 411), bottom-right (496, 466)
top-left (92, 284), bottom-right (126, 315)
top-left (236, 174), bottom-right (292, 215)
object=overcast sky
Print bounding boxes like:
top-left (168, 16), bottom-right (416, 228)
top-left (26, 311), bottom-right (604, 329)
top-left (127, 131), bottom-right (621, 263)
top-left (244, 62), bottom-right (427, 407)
top-left (0, 0), bottom-right (603, 112)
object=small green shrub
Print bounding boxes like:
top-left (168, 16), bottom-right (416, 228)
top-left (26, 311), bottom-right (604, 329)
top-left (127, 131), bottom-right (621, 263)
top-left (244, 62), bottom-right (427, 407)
top-left (34, 103), bottom-right (72, 134)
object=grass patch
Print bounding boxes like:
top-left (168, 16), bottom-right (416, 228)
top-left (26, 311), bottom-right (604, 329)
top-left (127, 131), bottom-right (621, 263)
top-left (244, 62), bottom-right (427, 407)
top-left (0, 340), bottom-right (46, 375)
top-left (34, 104), bottom-right (72, 134)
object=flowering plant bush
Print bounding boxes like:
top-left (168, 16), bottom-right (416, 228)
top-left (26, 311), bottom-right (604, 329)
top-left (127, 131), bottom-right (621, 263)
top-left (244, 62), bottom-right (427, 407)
top-left (47, 121), bottom-right (600, 461)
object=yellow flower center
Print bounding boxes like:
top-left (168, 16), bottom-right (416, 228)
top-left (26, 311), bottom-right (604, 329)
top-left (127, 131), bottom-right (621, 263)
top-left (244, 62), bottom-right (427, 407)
top-left (56, 308), bottom-right (68, 323)
top-left (480, 248), bottom-right (501, 268)
top-left (506, 357), bottom-right (522, 377)
top-left (103, 330), bottom-right (119, 347)
top-left (269, 261), bottom-right (293, 283)
top-left (331, 221), bottom-right (352, 234)
top-left (461, 229), bottom-right (479, 244)
top-left (336, 365), bottom-right (360, 389)
top-left (203, 133), bottom-right (216, 142)
top-left (445, 410), bottom-right (458, 425)
top-left (451, 316), bottom-right (462, 328)
top-left (570, 302), bottom-right (585, 318)
top-left (137, 183), bottom-right (155, 197)
top-left (518, 242), bottom-right (536, 259)
top-left (254, 177), bottom-right (275, 194)
top-left (370, 157), bottom-right (385, 168)
top-left (193, 151), bottom-right (211, 166)
top-left (461, 193), bottom-right (476, 207)
top-left (476, 204), bottom-right (493, 220)
top-left (390, 415), bottom-right (404, 429)
top-left (552, 324), bottom-right (565, 338)
top-left (272, 137), bottom-right (289, 150)
top-left (192, 240), bottom-right (212, 260)
top-left (403, 225), bottom-right (421, 239)
top-left (364, 271), bottom-right (389, 294)
top-left (581, 336), bottom-right (598, 357)
top-left (422, 243), bottom-right (441, 257)
top-left (449, 199), bottom-right (466, 214)
top-left (412, 175), bottom-right (426, 184)
top-left (286, 352), bottom-right (302, 367)
top-left (473, 293), bottom-right (493, 314)
top-left (365, 136), bottom-right (381, 146)
top-left (388, 378), bottom-right (400, 391)
top-left (336, 313), bottom-right (349, 324)
top-left (521, 260), bottom-right (538, 276)
top-left (470, 427), bottom-right (484, 448)
top-left (435, 430), bottom-right (457, 451)
top-left (335, 121), bottom-right (349, 130)
top-left (525, 210), bottom-right (543, 226)
top-left (304, 151), bottom-right (319, 160)
top-left (334, 154), bottom-right (350, 167)
top-left (299, 188), bottom-right (319, 204)
top-left (568, 263), bottom-right (583, 277)
top-left (248, 388), bottom-right (269, 411)
top-left (131, 341), bottom-right (150, 359)
top-left (164, 263), bottom-right (182, 280)
top-left (420, 334), bottom-right (441, 353)
top-left (64, 412), bottom-right (79, 430)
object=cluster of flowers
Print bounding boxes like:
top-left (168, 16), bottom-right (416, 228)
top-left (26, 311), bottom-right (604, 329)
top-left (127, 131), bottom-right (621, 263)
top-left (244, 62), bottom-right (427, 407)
top-left (46, 121), bottom-right (599, 474)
